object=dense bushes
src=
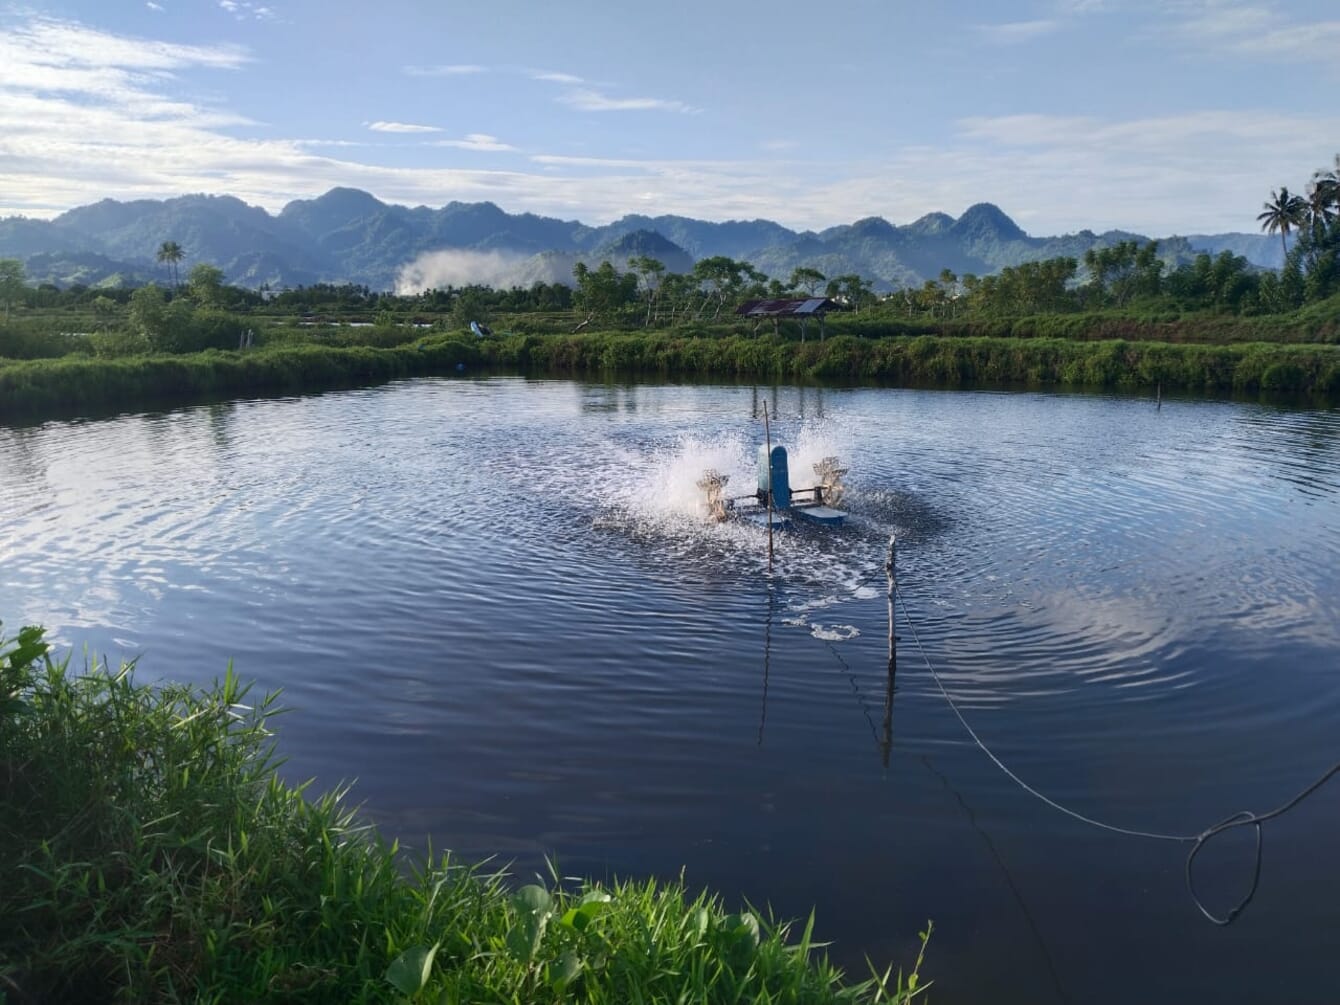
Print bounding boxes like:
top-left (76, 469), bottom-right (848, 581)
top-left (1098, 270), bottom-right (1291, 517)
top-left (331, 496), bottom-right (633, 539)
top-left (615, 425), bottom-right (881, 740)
top-left (0, 337), bottom-right (483, 419)
top-left (482, 330), bottom-right (1340, 394)
top-left (2, 329), bottom-right (1337, 422)
top-left (0, 322), bottom-right (86, 360)
top-left (0, 622), bottom-right (927, 1003)
top-left (845, 306), bottom-right (1340, 345)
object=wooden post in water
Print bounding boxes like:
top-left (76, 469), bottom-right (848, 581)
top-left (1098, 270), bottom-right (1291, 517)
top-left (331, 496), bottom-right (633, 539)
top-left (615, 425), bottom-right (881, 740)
top-left (762, 401), bottom-right (775, 571)
top-left (882, 534), bottom-right (897, 767)
top-left (1157, 381), bottom-right (1162, 410)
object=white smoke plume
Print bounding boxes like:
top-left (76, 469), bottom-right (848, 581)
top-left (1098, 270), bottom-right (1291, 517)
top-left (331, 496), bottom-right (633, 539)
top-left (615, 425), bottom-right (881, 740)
top-left (395, 249), bottom-right (537, 295)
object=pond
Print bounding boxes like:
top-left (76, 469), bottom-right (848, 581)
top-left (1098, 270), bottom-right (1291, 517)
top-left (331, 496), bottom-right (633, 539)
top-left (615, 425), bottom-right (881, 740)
top-left (2, 377), bottom-right (1337, 1004)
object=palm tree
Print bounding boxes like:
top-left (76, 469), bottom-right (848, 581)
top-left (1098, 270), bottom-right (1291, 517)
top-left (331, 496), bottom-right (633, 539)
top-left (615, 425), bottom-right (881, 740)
top-left (1257, 187), bottom-right (1308, 262)
top-left (156, 240), bottom-right (183, 289)
top-left (1307, 182), bottom-right (1337, 222)
top-left (1309, 156), bottom-right (1339, 222)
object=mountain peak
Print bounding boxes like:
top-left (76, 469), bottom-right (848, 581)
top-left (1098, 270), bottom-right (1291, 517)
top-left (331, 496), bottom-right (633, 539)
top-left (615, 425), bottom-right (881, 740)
top-left (598, 228), bottom-right (682, 256)
top-left (594, 229), bottom-right (693, 273)
top-left (321, 186), bottom-right (381, 203)
top-left (849, 216), bottom-right (897, 239)
top-left (908, 212), bottom-right (954, 235)
top-left (953, 203), bottom-right (1026, 241)
top-left (281, 187), bottom-right (386, 219)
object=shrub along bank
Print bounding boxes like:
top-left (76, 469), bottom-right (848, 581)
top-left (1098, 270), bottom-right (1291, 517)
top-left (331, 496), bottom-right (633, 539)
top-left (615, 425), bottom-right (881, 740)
top-left (0, 338), bottom-right (482, 420)
top-left (1, 330), bottom-right (1338, 421)
top-left (492, 331), bottom-right (1340, 393)
top-left (824, 296), bottom-right (1340, 345)
top-left (0, 623), bottom-right (929, 1003)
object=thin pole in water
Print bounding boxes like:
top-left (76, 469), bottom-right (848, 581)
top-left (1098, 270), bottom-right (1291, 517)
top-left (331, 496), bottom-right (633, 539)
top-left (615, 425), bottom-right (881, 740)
top-left (1157, 381), bottom-right (1162, 410)
top-left (762, 401), bottom-right (774, 571)
top-left (882, 534), bottom-right (897, 766)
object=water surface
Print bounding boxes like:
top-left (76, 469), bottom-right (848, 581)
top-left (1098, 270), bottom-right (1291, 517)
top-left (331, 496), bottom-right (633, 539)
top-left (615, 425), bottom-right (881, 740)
top-left (2, 378), bottom-right (1337, 1003)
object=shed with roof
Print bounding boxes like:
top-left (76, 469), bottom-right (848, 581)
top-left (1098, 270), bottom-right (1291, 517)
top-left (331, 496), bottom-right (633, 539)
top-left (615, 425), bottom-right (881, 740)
top-left (735, 297), bottom-right (843, 340)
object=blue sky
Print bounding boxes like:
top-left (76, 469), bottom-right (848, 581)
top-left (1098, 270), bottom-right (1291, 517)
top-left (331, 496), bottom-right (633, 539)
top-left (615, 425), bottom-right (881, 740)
top-left (1, 0), bottom-right (1337, 235)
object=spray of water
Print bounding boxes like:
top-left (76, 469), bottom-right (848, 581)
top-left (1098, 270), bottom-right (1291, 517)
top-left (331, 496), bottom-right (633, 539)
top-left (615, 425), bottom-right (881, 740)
top-left (591, 419), bottom-right (886, 641)
top-left (614, 432), bottom-right (754, 520)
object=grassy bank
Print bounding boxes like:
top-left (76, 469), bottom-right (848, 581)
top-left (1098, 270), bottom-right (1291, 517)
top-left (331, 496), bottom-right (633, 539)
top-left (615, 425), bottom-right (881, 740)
top-left (0, 623), bottom-right (928, 1003)
top-left (2, 330), bottom-right (1338, 422)
top-left (824, 295), bottom-right (1340, 344)
top-left (494, 331), bottom-right (1340, 394)
top-left (0, 338), bottom-right (484, 420)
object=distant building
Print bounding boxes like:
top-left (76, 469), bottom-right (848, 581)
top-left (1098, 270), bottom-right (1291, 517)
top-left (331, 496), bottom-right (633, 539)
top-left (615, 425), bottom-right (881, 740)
top-left (736, 297), bottom-right (843, 340)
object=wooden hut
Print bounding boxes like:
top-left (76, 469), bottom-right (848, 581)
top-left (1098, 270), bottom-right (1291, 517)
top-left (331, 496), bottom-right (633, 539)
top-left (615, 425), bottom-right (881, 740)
top-left (735, 297), bottom-right (842, 340)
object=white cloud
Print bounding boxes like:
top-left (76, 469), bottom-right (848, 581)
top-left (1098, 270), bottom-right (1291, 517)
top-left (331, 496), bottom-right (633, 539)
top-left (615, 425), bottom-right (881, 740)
top-left (436, 133), bottom-right (516, 152)
top-left (404, 64), bottom-right (485, 77)
top-left (218, 0), bottom-right (277, 21)
top-left (367, 121), bottom-right (442, 134)
top-left (146, 2), bottom-right (164, 10)
top-left (1, 15), bottom-right (1336, 240)
top-left (978, 0), bottom-right (1107, 44)
top-left (293, 138), bottom-right (374, 149)
top-left (531, 154), bottom-right (666, 170)
top-left (557, 87), bottom-right (695, 113)
top-left (1163, 1), bottom-right (1340, 62)
top-left (531, 70), bottom-right (583, 84)
top-left (861, 110), bottom-right (1340, 234)
top-left (974, 19), bottom-right (1060, 43)
top-left (1232, 21), bottom-right (1340, 59)
top-left (1, 17), bottom-right (248, 72)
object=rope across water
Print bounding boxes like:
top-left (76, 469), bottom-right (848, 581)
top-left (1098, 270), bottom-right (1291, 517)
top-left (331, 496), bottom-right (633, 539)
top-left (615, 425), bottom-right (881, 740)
top-left (889, 548), bottom-right (1339, 926)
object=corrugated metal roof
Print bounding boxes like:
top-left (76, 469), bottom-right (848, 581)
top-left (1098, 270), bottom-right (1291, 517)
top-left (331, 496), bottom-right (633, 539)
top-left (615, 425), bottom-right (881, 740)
top-left (736, 297), bottom-right (840, 317)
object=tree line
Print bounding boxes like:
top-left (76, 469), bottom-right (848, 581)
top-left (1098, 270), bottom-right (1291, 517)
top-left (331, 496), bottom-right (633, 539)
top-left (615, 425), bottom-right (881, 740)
top-left (2, 153), bottom-right (1336, 347)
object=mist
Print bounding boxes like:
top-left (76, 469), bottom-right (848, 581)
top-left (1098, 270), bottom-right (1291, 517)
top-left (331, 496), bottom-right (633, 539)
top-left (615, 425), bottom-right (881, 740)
top-left (395, 249), bottom-right (538, 295)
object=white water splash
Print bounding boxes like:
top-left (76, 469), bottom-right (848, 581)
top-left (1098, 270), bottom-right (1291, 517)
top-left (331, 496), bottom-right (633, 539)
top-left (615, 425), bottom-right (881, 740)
top-left (606, 431), bottom-right (756, 521)
top-left (589, 420), bottom-right (882, 615)
top-left (811, 623), bottom-right (861, 642)
top-left (601, 420), bottom-right (854, 524)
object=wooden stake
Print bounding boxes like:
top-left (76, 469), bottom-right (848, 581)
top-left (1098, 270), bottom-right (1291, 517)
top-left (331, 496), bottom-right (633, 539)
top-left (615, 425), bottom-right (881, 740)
top-left (882, 534), bottom-right (897, 766)
top-left (763, 401), bottom-right (774, 571)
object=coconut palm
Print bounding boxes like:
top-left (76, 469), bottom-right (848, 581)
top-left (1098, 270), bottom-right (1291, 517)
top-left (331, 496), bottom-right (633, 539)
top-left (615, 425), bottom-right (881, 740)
top-left (1257, 187), bottom-right (1308, 262)
top-left (1307, 182), bottom-right (1337, 223)
top-left (1309, 156), bottom-right (1340, 222)
top-left (156, 240), bottom-right (183, 289)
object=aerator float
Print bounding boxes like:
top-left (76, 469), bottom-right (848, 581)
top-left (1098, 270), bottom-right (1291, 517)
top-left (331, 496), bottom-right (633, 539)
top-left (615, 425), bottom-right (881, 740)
top-left (697, 446), bottom-right (847, 528)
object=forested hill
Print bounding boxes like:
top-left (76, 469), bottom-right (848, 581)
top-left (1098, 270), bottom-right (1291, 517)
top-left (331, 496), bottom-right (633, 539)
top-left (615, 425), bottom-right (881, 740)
top-left (0, 188), bottom-right (1283, 292)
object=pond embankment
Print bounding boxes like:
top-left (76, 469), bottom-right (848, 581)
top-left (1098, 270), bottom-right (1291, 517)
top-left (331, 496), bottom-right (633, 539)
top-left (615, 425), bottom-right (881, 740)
top-left (1, 330), bottom-right (1337, 421)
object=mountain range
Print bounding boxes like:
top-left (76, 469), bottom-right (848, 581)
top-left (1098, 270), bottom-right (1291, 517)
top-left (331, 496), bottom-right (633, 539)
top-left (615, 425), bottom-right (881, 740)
top-left (0, 188), bottom-right (1284, 293)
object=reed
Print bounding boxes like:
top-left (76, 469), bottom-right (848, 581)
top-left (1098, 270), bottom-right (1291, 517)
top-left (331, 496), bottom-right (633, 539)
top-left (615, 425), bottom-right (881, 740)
top-left (0, 338), bottom-right (482, 420)
top-left (0, 623), bottom-right (929, 1004)
top-left (837, 294), bottom-right (1340, 344)
top-left (0, 321), bottom-right (89, 360)
top-left (4, 330), bottom-right (1337, 423)
top-left (496, 330), bottom-right (1340, 394)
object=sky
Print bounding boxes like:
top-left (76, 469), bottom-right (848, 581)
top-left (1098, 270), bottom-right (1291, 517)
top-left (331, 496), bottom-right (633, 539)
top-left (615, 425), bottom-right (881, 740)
top-left (1, 0), bottom-right (1338, 236)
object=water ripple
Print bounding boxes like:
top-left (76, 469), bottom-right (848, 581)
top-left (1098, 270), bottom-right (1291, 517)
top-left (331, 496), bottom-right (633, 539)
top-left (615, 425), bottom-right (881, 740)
top-left (2, 381), bottom-right (1339, 1005)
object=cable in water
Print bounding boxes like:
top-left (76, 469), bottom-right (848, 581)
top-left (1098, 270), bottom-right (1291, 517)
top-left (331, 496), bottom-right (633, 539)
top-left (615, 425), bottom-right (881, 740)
top-left (894, 577), bottom-right (1340, 925)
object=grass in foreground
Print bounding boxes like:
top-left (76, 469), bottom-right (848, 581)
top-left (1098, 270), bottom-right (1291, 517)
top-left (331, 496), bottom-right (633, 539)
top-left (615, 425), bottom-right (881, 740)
top-left (0, 623), bottom-right (929, 1003)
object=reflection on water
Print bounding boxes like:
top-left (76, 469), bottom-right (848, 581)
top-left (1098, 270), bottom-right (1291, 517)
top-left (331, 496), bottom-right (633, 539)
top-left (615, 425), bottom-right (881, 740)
top-left (1, 379), bottom-right (1338, 1005)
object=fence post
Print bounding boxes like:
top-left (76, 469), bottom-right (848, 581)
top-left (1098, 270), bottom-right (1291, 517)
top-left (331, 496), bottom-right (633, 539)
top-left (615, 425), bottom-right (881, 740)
top-left (882, 534), bottom-right (897, 766)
